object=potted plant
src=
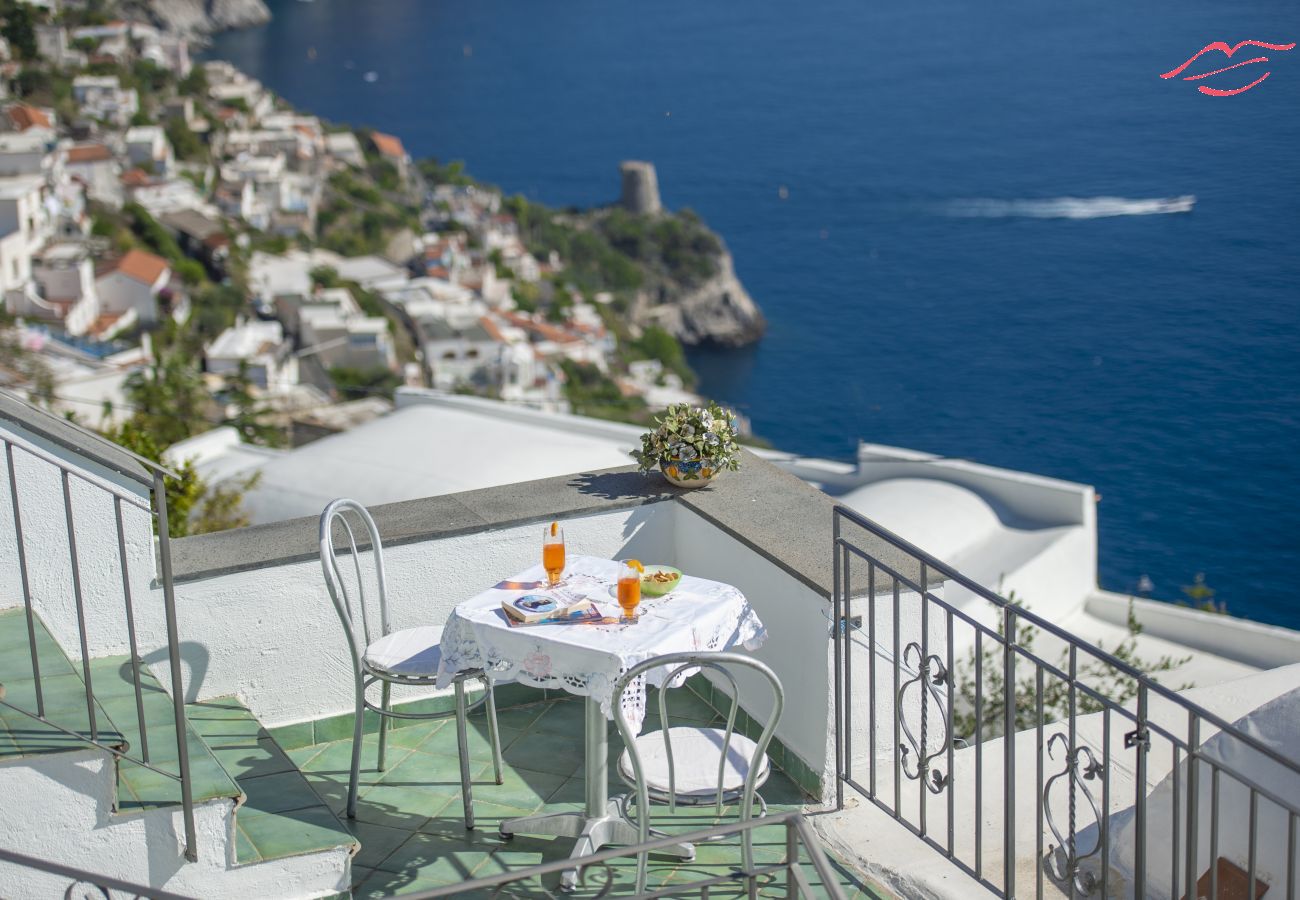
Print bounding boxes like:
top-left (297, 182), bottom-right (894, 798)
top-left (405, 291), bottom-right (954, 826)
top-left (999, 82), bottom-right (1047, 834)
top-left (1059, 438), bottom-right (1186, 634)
top-left (632, 402), bottom-right (742, 488)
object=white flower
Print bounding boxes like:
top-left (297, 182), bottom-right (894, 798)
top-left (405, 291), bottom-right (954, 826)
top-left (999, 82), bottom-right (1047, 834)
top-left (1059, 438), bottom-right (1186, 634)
top-left (704, 432), bottom-right (720, 446)
top-left (677, 444), bottom-right (698, 461)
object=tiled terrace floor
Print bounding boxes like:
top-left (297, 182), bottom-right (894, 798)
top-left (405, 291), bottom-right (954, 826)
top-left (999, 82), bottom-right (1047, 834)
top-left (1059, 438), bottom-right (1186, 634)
top-left (286, 693), bottom-right (888, 897)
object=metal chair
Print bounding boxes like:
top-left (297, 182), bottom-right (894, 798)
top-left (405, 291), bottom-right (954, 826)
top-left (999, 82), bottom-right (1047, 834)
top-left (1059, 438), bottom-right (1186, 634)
top-left (613, 651), bottom-right (784, 892)
top-left (318, 498), bottom-right (503, 828)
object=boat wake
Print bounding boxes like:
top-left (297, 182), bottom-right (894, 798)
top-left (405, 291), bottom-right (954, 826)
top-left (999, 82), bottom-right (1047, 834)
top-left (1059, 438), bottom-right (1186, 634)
top-left (943, 195), bottom-right (1196, 219)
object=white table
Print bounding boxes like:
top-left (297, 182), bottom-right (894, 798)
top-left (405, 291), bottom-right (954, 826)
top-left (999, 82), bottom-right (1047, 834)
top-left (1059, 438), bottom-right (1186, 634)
top-left (437, 555), bottom-right (766, 888)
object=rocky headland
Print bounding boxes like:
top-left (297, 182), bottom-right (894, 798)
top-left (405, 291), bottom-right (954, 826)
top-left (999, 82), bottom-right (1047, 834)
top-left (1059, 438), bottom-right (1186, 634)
top-left (132, 0), bottom-right (270, 36)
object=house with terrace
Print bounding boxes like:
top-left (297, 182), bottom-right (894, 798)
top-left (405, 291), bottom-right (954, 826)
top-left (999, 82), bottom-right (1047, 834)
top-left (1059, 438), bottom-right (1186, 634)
top-left (3, 388), bottom-right (1299, 898)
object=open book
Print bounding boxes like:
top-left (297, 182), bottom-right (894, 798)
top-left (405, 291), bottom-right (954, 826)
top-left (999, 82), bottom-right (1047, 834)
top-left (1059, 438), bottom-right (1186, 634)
top-left (501, 590), bottom-right (597, 626)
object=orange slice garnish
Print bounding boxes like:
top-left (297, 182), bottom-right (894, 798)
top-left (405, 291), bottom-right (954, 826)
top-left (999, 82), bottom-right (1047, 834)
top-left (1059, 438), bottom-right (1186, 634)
top-left (625, 559), bottom-right (644, 573)
top-left (550, 521), bottom-right (558, 536)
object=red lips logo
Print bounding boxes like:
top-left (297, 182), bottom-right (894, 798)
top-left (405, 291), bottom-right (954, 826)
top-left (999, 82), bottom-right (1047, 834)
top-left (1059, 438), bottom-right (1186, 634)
top-left (1160, 40), bottom-right (1295, 96)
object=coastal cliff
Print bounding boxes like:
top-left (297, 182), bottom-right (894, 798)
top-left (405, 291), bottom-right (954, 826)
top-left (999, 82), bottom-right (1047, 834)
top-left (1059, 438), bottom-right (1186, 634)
top-left (136, 0), bottom-right (270, 35)
top-left (632, 248), bottom-right (765, 348)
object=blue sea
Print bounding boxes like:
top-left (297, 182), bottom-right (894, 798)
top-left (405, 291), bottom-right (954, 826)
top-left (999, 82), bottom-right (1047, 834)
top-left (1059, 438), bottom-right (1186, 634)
top-left (210, 0), bottom-right (1300, 627)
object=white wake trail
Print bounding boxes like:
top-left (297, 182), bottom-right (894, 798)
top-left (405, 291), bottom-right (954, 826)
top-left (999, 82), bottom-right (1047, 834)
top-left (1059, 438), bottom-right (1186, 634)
top-left (943, 195), bottom-right (1196, 219)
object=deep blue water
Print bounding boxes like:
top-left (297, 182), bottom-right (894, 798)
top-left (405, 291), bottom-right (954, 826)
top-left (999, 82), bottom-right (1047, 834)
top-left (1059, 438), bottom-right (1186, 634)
top-left (211, 0), bottom-right (1300, 627)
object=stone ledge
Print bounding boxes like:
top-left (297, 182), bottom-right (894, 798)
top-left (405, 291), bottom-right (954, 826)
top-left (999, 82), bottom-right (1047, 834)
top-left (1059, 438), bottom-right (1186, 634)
top-left (171, 450), bottom-right (932, 597)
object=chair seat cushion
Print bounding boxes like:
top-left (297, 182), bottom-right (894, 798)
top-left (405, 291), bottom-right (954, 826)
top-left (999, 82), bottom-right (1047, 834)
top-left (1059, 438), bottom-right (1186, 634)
top-left (364, 625), bottom-right (444, 676)
top-left (617, 726), bottom-right (771, 798)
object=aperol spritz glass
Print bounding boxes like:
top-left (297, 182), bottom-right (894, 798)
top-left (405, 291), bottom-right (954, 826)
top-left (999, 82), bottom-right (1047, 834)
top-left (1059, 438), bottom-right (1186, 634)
top-left (617, 559), bottom-right (643, 620)
top-left (542, 522), bottom-right (565, 587)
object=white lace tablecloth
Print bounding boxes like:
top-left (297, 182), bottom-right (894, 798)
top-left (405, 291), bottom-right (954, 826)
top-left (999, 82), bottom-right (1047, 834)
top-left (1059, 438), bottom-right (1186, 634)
top-left (436, 555), bottom-right (766, 733)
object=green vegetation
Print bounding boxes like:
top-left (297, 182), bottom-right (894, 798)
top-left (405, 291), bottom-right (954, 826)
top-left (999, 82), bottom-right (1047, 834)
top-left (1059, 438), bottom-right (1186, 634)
top-left (330, 366), bottom-right (402, 401)
top-left (0, 0), bottom-right (38, 60)
top-left (165, 117), bottom-right (206, 162)
top-left (558, 359), bottom-right (648, 426)
top-left (952, 597), bottom-right (1190, 742)
top-left (627, 325), bottom-right (694, 387)
top-left (319, 169), bottom-right (419, 257)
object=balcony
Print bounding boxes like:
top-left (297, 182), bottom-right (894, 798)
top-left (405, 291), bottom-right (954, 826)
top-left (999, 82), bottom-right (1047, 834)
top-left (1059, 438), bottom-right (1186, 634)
top-left (2, 391), bottom-right (1299, 898)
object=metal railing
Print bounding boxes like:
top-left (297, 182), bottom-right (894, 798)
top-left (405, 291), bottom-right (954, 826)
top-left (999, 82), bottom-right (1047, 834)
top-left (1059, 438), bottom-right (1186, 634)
top-left (0, 421), bottom-right (197, 862)
top-left (832, 504), bottom-right (1300, 899)
top-left (407, 813), bottom-right (847, 898)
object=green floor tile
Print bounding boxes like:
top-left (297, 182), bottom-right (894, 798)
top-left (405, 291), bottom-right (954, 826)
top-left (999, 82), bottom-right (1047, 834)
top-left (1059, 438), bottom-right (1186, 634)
top-left (210, 736), bottom-right (297, 781)
top-left (345, 819), bottom-right (416, 871)
top-left (238, 804), bottom-right (356, 862)
top-left (500, 729), bottom-right (586, 778)
top-left (234, 824), bottom-right (261, 864)
top-left (373, 831), bottom-right (495, 881)
top-left (241, 769), bottom-right (328, 815)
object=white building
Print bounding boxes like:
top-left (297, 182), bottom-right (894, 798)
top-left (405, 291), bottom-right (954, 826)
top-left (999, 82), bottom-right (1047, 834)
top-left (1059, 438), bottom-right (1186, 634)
top-left (206, 319), bottom-right (298, 392)
top-left (94, 249), bottom-right (171, 327)
top-left (286, 286), bottom-right (396, 373)
top-left (65, 143), bottom-right (122, 208)
top-left (124, 126), bottom-right (174, 175)
top-left (71, 75), bottom-right (139, 126)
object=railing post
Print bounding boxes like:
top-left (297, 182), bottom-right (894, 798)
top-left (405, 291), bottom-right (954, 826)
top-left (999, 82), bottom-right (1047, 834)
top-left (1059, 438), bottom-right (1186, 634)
top-left (154, 472), bottom-right (196, 863)
top-left (1003, 605), bottom-right (1017, 899)
top-left (833, 512), bottom-right (844, 811)
top-left (1184, 715), bottom-right (1200, 899)
top-left (1132, 684), bottom-right (1149, 899)
top-left (6, 441), bottom-right (44, 717)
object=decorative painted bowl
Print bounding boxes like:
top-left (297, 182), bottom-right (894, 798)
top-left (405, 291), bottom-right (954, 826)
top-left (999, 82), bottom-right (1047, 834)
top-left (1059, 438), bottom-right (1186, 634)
top-left (660, 457), bottom-right (717, 488)
top-left (641, 565), bottom-right (683, 596)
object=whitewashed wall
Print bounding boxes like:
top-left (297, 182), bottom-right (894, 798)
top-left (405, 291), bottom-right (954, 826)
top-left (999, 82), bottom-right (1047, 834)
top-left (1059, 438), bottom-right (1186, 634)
top-left (0, 418), bottom-right (162, 664)
top-left (167, 504), bottom-right (676, 724)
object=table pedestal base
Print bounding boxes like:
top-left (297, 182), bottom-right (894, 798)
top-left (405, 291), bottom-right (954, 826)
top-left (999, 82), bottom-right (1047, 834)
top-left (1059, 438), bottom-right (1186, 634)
top-left (500, 798), bottom-right (695, 890)
top-left (497, 697), bottom-right (693, 891)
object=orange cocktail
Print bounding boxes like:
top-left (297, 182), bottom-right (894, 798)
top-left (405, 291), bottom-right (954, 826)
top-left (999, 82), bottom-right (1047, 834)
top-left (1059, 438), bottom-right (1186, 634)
top-left (617, 559), bottom-right (643, 619)
top-left (543, 522), bottom-right (565, 586)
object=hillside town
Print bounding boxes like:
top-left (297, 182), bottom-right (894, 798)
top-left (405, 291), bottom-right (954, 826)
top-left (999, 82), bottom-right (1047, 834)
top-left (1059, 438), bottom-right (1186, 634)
top-left (0, 6), bottom-right (716, 529)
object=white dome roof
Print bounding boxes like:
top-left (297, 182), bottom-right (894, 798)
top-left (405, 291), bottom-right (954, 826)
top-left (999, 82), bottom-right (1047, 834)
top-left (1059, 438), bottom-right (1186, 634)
top-left (839, 477), bottom-right (1002, 561)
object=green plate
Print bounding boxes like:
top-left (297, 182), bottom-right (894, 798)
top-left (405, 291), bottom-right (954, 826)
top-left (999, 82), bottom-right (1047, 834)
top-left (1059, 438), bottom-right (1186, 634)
top-left (641, 565), bottom-right (683, 596)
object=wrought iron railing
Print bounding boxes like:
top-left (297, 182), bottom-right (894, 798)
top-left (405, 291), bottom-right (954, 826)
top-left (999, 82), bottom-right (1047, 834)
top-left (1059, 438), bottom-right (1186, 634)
top-left (832, 504), bottom-right (1300, 899)
top-left (407, 813), bottom-right (847, 898)
top-left (0, 412), bottom-right (197, 862)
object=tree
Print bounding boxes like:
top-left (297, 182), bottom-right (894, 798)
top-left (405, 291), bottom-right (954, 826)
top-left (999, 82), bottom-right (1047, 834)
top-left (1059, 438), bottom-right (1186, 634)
top-left (122, 337), bottom-right (210, 447)
top-left (107, 420), bottom-right (204, 539)
top-left (221, 361), bottom-right (283, 447)
top-left (165, 118), bottom-right (205, 162)
top-left (330, 365), bottom-right (401, 401)
top-left (192, 472), bottom-right (261, 533)
top-left (123, 203), bottom-right (184, 264)
top-left (951, 597), bottom-right (1190, 743)
top-left (178, 65), bottom-right (208, 98)
top-left (1, 2), bottom-right (38, 60)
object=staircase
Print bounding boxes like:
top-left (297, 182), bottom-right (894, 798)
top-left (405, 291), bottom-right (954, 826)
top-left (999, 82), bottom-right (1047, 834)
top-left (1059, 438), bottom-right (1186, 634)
top-left (0, 393), bottom-right (356, 897)
top-left (0, 608), bottom-right (357, 898)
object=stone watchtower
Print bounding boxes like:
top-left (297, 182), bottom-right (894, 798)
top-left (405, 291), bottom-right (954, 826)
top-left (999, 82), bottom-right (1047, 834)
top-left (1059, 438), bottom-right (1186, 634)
top-left (619, 160), bottom-right (662, 215)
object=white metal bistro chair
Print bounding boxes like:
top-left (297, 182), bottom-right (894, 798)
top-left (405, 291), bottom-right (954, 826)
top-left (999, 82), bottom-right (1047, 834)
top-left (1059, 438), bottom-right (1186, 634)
top-left (319, 498), bottom-right (503, 828)
top-left (613, 651), bottom-right (784, 892)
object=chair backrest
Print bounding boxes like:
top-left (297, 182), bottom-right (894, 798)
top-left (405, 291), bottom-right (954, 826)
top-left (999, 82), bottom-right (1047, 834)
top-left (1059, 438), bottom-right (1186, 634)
top-left (612, 651), bottom-right (784, 825)
top-left (319, 499), bottom-right (390, 673)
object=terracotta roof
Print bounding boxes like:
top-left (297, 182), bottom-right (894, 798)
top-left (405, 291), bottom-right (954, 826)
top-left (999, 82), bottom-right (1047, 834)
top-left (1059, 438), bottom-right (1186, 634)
top-left (103, 249), bottom-right (169, 286)
top-left (426, 264), bottom-right (450, 279)
top-left (8, 104), bottom-right (51, 131)
top-left (501, 311), bottom-right (581, 345)
top-left (370, 131), bottom-right (405, 159)
top-left (119, 168), bottom-right (152, 187)
top-left (66, 143), bottom-right (113, 164)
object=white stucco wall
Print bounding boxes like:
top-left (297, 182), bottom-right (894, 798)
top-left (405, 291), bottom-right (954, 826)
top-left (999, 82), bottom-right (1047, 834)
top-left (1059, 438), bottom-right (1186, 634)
top-left (0, 417), bottom-right (162, 665)
top-left (0, 748), bottom-right (351, 898)
top-left (168, 505), bottom-right (677, 725)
